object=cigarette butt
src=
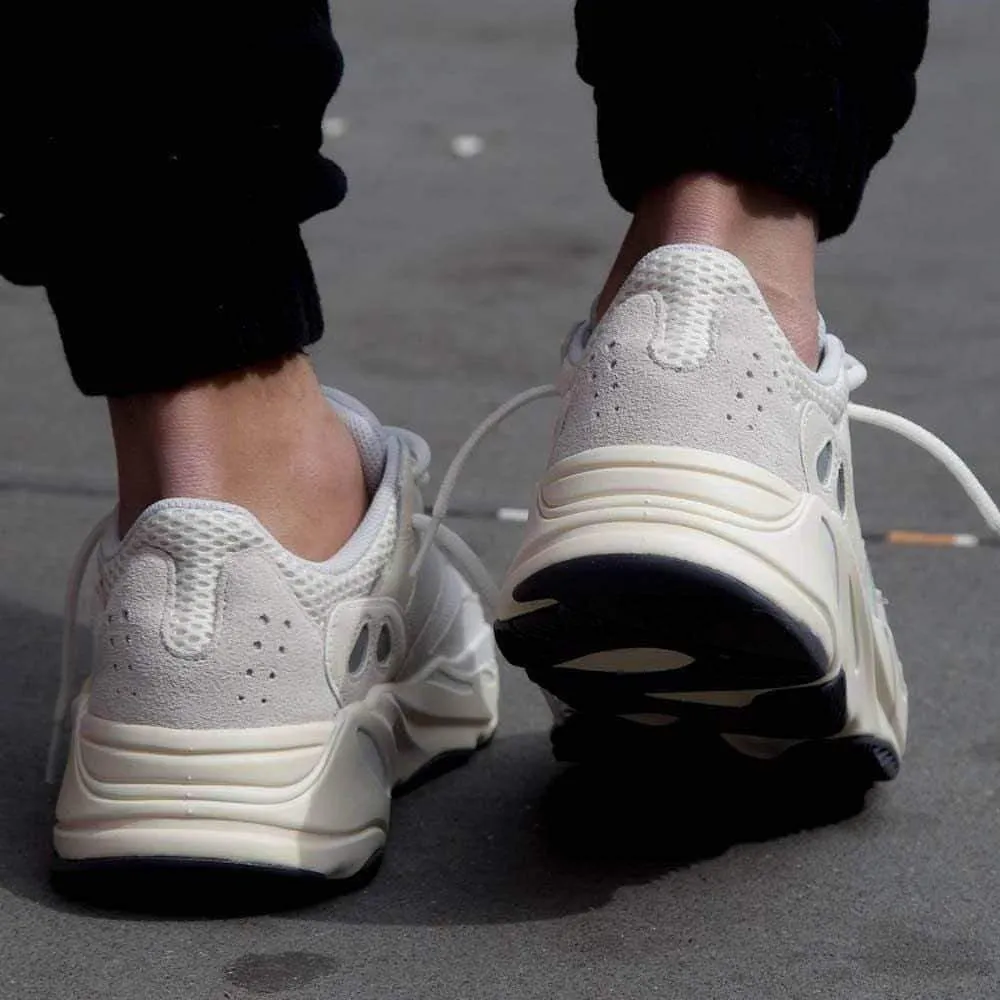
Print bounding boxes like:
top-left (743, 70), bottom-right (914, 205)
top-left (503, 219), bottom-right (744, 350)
top-left (496, 507), bottom-right (529, 524)
top-left (885, 530), bottom-right (979, 548)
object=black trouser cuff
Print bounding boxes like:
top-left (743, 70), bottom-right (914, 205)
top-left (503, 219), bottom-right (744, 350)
top-left (44, 222), bottom-right (325, 397)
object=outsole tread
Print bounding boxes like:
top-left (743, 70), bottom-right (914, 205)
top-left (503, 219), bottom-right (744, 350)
top-left (497, 554), bottom-right (898, 782)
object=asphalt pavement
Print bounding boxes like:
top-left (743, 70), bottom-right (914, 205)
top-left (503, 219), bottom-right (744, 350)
top-left (3, 3), bottom-right (1000, 998)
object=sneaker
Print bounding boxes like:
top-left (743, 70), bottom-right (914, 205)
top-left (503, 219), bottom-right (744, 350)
top-left (494, 245), bottom-right (909, 779)
top-left (51, 389), bottom-right (499, 879)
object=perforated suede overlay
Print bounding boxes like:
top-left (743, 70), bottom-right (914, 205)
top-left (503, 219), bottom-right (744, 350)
top-left (551, 246), bottom-right (850, 490)
top-left (99, 503), bottom-right (396, 658)
top-left (90, 549), bottom-right (337, 727)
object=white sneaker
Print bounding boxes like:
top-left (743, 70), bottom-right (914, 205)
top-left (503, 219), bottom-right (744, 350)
top-left (495, 245), bottom-right (909, 778)
top-left (52, 389), bottom-right (499, 879)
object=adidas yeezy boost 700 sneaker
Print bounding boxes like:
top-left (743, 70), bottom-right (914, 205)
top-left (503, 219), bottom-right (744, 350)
top-left (53, 389), bottom-right (499, 879)
top-left (495, 245), bottom-right (906, 778)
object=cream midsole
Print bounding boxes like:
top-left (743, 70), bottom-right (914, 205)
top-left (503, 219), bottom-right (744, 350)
top-left (55, 636), bottom-right (499, 874)
top-left (498, 446), bottom-right (907, 752)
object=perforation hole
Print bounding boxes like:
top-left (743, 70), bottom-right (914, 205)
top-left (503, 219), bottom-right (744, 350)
top-left (816, 441), bottom-right (834, 484)
top-left (278, 646), bottom-right (286, 654)
top-left (253, 640), bottom-right (262, 650)
top-left (259, 614), bottom-right (270, 624)
top-left (376, 624), bottom-right (392, 664)
top-left (349, 624), bottom-right (370, 675)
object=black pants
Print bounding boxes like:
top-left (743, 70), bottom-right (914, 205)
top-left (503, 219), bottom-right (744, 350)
top-left (0, 2), bottom-right (929, 397)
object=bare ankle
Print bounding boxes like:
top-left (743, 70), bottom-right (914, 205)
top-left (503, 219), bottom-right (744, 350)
top-left (597, 173), bottom-right (820, 368)
top-left (108, 355), bottom-right (367, 560)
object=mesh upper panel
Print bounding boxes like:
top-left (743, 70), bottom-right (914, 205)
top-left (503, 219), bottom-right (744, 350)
top-left (624, 248), bottom-right (743, 370)
top-left (99, 501), bottom-right (397, 658)
top-left (617, 245), bottom-right (848, 422)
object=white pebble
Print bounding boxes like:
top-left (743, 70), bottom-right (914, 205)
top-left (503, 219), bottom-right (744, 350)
top-left (322, 117), bottom-right (348, 140)
top-left (450, 134), bottom-right (486, 159)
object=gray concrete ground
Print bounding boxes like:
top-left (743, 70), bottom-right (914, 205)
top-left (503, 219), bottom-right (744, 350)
top-left (2, 3), bottom-right (1000, 998)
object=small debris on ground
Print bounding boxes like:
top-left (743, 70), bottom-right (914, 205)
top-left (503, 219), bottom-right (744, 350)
top-left (321, 117), bottom-right (348, 140)
top-left (450, 134), bottom-right (486, 158)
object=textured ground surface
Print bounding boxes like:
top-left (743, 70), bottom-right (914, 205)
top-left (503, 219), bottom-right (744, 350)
top-left (2, 3), bottom-right (1000, 998)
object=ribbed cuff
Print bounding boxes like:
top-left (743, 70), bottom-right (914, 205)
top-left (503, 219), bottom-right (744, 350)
top-left (576, 1), bottom-right (926, 241)
top-left (45, 221), bottom-right (326, 397)
top-left (593, 74), bottom-right (871, 241)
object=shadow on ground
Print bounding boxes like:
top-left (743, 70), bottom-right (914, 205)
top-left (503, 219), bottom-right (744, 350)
top-left (0, 598), bottom-right (876, 925)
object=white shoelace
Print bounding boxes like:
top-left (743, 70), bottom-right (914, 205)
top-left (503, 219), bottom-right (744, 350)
top-left (390, 424), bottom-right (503, 611)
top-left (409, 333), bottom-right (1000, 571)
top-left (47, 511), bottom-right (116, 782)
top-left (409, 384), bottom-right (560, 582)
top-left (48, 343), bottom-right (1000, 782)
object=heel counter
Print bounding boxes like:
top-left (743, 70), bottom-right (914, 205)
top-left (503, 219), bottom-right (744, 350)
top-left (550, 247), bottom-right (842, 492)
top-left (553, 291), bottom-right (808, 490)
top-left (88, 543), bottom-right (336, 729)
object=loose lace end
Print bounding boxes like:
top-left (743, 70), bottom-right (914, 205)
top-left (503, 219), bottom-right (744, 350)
top-left (46, 512), bottom-right (114, 784)
top-left (407, 384), bottom-right (558, 586)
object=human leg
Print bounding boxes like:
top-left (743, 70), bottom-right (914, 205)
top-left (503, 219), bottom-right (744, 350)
top-left (1, 3), bottom-right (365, 557)
top-left (579, 1), bottom-right (929, 364)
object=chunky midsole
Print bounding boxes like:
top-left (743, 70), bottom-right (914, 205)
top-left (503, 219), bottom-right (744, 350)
top-left (500, 447), bottom-right (841, 657)
top-left (498, 446), bottom-right (907, 752)
top-left (55, 637), bottom-right (499, 874)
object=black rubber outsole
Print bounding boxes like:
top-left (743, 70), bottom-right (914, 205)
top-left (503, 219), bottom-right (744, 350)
top-left (550, 712), bottom-right (900, 784)
top-left (50, 849), bottom-right (386, 915)
top-left (496, 554), bottom-right (899, 781)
